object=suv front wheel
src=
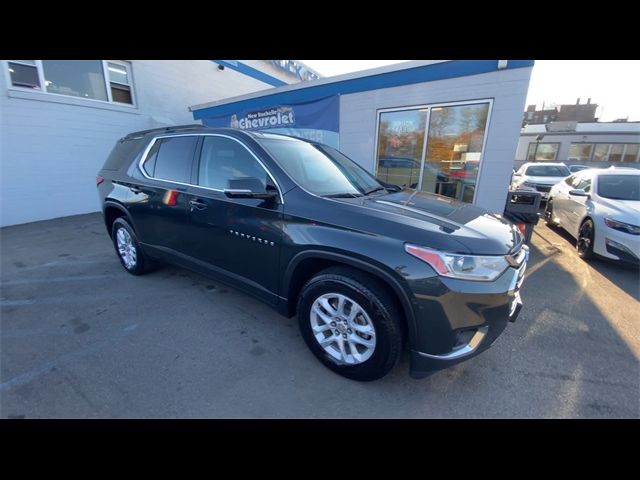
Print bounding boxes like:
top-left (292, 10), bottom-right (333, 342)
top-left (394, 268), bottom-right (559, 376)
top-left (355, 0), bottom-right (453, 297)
top-left (297, 267), bottom-right (403, 381)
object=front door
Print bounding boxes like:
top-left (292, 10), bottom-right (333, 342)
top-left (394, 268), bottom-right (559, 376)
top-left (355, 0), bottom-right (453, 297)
top-left (184, 135), bottom-right (283, 304)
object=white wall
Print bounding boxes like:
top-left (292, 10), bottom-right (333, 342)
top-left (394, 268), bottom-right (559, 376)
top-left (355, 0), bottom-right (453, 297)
top-left (0, 60), bottom-right (281, 226)
top-left (339, 66), bottom-right (533, 213)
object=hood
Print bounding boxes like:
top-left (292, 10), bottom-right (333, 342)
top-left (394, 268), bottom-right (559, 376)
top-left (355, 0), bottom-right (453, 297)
top-left (597, 197), bottom-right (640, 223)
top-left (336, 189), bottom-right (522, 255)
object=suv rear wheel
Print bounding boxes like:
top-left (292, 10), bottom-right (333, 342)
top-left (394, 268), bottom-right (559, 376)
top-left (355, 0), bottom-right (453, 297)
top-left (111, 217), bottom-right (153, 275)
top-left (297, 267), bottom-right (403, 381)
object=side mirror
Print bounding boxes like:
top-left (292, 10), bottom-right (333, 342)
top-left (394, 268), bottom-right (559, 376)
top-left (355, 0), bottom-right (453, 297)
top-left (569, 189), bottom-right (589, 197)
top-left (224, 177), bottom-right (278, 200)
top-left (513, 172), bottom-right (521, 177)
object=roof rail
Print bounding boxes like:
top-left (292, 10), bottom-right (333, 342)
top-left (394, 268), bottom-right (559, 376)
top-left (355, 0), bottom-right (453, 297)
top-left (123, 124), bottom-right (206, 139)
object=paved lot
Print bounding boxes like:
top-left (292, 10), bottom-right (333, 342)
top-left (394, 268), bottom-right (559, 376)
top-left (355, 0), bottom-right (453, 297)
top-left (1, 213), bottom-right (638, 418)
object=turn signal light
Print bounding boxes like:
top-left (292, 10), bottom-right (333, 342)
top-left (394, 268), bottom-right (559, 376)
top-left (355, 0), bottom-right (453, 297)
top-left (96, 176), bottom-right (105, 186)
top-left (516, 223), bottom-right (527, 236)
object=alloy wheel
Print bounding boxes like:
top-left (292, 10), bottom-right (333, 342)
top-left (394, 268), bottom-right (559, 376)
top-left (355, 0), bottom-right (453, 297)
top-left (309, 293), bottom-right (377, 365)
top-left (116, 227), bottom-right (137, 269)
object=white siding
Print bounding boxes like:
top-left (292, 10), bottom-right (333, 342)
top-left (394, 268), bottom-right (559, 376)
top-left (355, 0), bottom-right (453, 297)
top-left (0, 60), bottom-right (280, 226)
top-left (339, 66), bottom-right (533, 213)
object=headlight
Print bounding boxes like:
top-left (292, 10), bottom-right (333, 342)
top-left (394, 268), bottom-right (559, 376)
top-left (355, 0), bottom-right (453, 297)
top-left (604, 218), bottom-right (640, 235)
top-left (405, 244), bottom-right (510, 281)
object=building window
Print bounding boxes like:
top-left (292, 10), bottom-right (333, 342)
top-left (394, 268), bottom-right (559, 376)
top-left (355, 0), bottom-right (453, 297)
top-left (7, 60), bottom-right (41, 89)
top-left (568, 143), bottom-right (593, 162)
top-left (593, 144), bottom-right (611, 161)
top-left (527, 142), bottom-right (559, 161)
top-left (622, 144), bottom-right (640, 163)
top-left (608, 144), bottom-right (624, 162)
top-left (5, 60), bottom-right (135, 106)
top-left (376, 100), bottom-right (491, 204)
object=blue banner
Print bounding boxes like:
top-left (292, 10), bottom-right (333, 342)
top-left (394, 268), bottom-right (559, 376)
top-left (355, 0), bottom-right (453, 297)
top-left (200, 95), bottom-right (340, 148)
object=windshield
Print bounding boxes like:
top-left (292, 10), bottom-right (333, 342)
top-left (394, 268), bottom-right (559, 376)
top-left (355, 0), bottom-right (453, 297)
top-left (597, 175), bottom-right (640, 201)
top-left (259, 139), bottom-right (383, 197)
top-left (525, 165), bottom-right (570, 177)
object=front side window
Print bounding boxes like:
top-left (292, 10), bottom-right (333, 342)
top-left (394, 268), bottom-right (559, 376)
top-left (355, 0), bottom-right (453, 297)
top-left (597, 175), bottom-right (640, 201)
top-left (152, 136), bottom-right (198, 183)
top-left (575, 176), bottom-right (592, 192)
top-left (261, 138), bottom-right (381, 197)
top-left (198, 136), bottom-right (268, 190)
top-left (527, 142), bottom-right (560, 161)
top-left (6, 60), bottom-right (134, 105)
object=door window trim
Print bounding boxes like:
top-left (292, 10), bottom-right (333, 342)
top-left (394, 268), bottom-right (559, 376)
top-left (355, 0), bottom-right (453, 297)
top-left (138, 133), bottom-right (284, 204)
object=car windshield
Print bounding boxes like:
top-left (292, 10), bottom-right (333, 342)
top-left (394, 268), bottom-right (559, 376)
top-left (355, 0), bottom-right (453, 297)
top-left (597, 175), bottom-right (640, 201)
top-left (525, 165), bottom-right (570, 177)
top-left (259, 138), bottom-right (383, 197)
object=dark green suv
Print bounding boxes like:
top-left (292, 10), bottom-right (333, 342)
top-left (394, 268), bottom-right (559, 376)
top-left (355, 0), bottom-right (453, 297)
top-left (97, 125), bottom-right (528, 381)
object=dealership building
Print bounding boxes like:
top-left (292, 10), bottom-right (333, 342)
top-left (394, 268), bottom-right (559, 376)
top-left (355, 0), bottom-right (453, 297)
top-left (0, 60), bottom-right (313, 226)
top-left (1, 60), bottom-right (533, 226)
top-left (191, 60), bottom-right (534, 214)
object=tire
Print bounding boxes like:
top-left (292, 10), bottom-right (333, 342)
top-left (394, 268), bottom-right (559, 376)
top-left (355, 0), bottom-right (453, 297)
top-left (544, 198), bottom-right (559, 227)
top-left (297, 266), bottom-right (403, 381)
top-left (111, 217), bottom-right (153, 275)
top-left (577, 218), bottom-right (595, 260)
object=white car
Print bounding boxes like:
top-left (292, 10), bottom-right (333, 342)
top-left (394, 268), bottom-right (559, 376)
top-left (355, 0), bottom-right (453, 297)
top-left (545, 167), bottom-right (640, 264)
top-left (511, 162), bottom-right (571, 201)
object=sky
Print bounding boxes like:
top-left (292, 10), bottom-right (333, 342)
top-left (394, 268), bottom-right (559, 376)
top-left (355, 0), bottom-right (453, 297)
top-left (300, 60), bottom-right (640, 122)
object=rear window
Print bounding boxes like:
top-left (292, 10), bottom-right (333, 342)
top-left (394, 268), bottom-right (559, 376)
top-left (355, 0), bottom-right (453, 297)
top-left (525, 165), bottom-right (570, 177)
top-left (102, 138), bottom-right (144, 171)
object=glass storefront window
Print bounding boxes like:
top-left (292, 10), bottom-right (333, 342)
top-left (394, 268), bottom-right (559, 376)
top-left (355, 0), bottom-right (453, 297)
top-left (568, 143), bottom-right (593, 162)
top-left (608, 144), bottom-right (624, 162)
top-left (622, 144), bottom-right (640, 163)
top-left (376, 109), bottom-right (427, 189)
top-left (526, 142), bottom-right (559, 161)
top-left (375, 101), bottom-right (490, 204)
top-left (593, 144), bottom-right (610, 161)
top-left (424, 103), bottom-right (489, 202)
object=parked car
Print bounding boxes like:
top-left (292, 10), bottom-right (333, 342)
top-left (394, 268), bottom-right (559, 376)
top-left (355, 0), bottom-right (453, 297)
top-left (545, 167), bottom-right (640, 264)
top-left (568, 164), bottom-right (589, 173)
top-left (511, 162), bottom-right (571, 202)
top-left (97, 125), bottom-right (529, 381)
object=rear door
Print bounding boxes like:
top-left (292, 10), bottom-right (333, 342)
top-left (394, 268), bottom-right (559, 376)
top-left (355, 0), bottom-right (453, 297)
top-left (126, 135), bottom-right (199, 255)
top-left (183, 135), bottom-right (283, 304)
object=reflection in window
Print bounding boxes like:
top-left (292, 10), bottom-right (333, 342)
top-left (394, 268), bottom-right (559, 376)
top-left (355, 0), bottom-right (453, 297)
top-left (623, 144), bottom-right (639, 163)
top-left (568, 143), bottom-right (593, 162)
top-left (593, 144), bottom-right (610, 161)
top-left (424, 103), bottom-right (489, 202)
top-left (8, 61), bottom-right (40, 89)
top-left (526, 143), bottom-right (559, 161)
top-left (42, 60), bottom-right (108, 101)
top-left (608, 144), bottom-right (624, 162)
top-left (376, 110), bottom-right (427, 189)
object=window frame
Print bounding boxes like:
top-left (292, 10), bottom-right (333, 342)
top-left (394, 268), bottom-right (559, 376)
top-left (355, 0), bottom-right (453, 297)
top-left (4, 60), bottom-right (137, 107)
top-left (526, 142), bottom-right (560, 161)
top-left (373, 98), bottom-right (494, 205)
top-left (138, 134), bottom-right (284, 204)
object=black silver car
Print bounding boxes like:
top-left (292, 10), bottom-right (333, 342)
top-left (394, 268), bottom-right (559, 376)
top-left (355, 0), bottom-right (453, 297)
top-left (97, 125), bottom-right (529, 381)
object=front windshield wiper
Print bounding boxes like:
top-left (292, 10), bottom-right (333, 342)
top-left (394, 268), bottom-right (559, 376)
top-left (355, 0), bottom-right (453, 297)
top-left (363, 186), bottom-right (387, 196)
top-left (322, 193), bottom-right (363, 198)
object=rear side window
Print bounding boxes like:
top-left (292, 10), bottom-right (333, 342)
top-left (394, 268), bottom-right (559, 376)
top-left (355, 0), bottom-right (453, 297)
top-left (149, 136), bottom-right (198, 183)
top-left (102, 138), bottom-right (143, 171)
top-left (198, 136), bottom-right (267, 190)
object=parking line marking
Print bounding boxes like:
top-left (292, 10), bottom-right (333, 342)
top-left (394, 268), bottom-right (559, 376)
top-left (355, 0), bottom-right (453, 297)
top-left (1, 274), bottom-right (119, 286)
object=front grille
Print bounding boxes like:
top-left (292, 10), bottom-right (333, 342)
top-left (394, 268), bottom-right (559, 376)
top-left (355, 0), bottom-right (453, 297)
top-left (534, 185), bottom-right (552, 193)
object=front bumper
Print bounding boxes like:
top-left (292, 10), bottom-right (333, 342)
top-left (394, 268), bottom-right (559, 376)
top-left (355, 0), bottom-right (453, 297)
top-left (408, 246), bottom-right (528, 378)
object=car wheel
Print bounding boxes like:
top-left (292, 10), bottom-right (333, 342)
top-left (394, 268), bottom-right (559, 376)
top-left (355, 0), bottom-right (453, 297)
top-left (297, 266), bottom-right (403, 381)
top-left (111, 217), bottom-right (153, 275)
top-left (577, 219), bottom-right (595, 260)
top-left (544, 198), bottom-right (559, 227)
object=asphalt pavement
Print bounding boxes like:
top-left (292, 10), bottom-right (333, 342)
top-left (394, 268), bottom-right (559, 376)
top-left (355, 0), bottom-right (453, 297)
top-left (1, 213), bottom-right (638, 418)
